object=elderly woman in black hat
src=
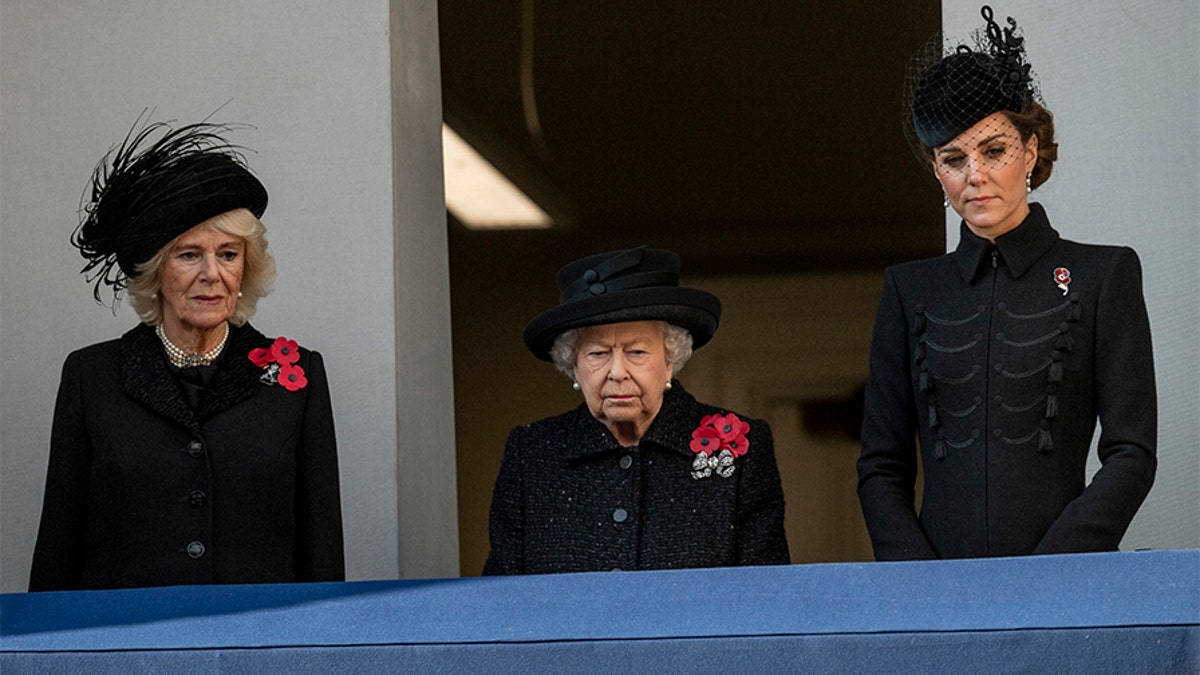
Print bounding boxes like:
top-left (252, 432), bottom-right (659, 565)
top-left (857, 6), bottom-right (1156, 561)
top-left (29, 117), bottom-right (345, 590)
top-left (483, 247), bottom-right (790, 575)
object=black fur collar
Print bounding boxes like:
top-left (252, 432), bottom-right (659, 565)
top-left (119, 323), bottom-right (272, 437)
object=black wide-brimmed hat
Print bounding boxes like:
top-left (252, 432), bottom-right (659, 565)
top-left (904, 5), bottom-right (1038, 153)
top-left (72, 114), bottom-right (268, 303)
top-left (523, 246), bottom-right (721, 361)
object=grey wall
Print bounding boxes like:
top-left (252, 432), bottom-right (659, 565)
top-left (0, 0), bottom-right (457, 591)
top-left (942, 1), bottom-right (1199, 549)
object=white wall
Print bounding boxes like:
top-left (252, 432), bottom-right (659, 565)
top-left (0, 0), bottom-right (457, 591)
top-left (942, 1), bottom-right (1200, 549)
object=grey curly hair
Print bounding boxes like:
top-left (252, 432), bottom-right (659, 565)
top-left (549, 321), bottom-right (694, 380)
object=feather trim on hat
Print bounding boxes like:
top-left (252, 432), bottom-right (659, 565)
top-left (72, 111), bottom-right (267, 306)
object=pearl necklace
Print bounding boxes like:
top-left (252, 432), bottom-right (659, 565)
top-left (157, 322), bottom-right (229, 368)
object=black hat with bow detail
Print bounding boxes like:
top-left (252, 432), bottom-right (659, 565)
top-left (904, 5), bottom-right (1038, 155)
top-left (523, 246), bottom-right (722, 361)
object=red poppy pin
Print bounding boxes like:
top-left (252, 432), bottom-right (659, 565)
top-left (249, 337), bottom-right (307, 391)
top-left (1053, 267), bottom-right (1071, 296)
top-left (689, 413), bottom-right (750, 479)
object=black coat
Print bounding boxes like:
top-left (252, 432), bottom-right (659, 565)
top-left (29, 323), bottom-right (345, 590)
top-left (483, 383), bottom-right (790, 575)
top-left (857, 204), bottom-right (1156, 560)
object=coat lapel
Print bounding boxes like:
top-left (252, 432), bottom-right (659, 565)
top-left (640, 382), bottom-right (709, 460)
top-left (196, 323), bottom-right (270, 420)
top-left (120, 323), bottom-right (271, 436)
top-left (565, 406), bottom-right (622, 462)
top-left (563, 381), bottom-right (708, 462)
top-left (120, 324), bottom-right (202, 436)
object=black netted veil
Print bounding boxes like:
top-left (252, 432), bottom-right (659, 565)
top-left (903, 5), bottom-right (1041, 167)
top-left (72, 112), bottom-right (267, 306)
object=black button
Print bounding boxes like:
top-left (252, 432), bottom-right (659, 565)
top-left (613, 508), bottom-right (628, 523)
top-left (187, 440), bottom-right (204, 457)
top-left (993, 429), bottom-right (1003, 438)
top-left (189, 490), bottom-right (207, 508)
top-left (186, 541), bottom-right (206, 559)
top-left (619, 455), bottom-right (633, 470)
top-left (995, 332), bottom-right (1005, 342)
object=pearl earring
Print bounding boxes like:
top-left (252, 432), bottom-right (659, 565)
top-left (665, 381), bottom-right (672, 390)
top-left (237, 291), bottom-right (243, 298)
top-left (1026, 173), bottom-right (1032, 193)
top-left (572, 382), bottom-right (580, 391)
top-left (942, 193), bottom-right (949, 209)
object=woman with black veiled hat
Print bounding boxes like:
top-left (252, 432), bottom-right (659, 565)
top-left (29, 116), bottom-right (345, 590)
top-left (856, 6), bottom-right (1156, 561)
top-left (482, 247), bottom-right (790, 574)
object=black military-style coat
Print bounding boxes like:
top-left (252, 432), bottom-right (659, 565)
top-left (857, 203), bottom-right (1156, 560)
top-left (483, 382), bottom-right (790, 575)
top-left (29, 322), bottom-right (345, 590)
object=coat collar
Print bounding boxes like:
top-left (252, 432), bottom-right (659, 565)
top-left (953, 202), bottom-right (1060, 283)
top-left (564, 381), bottom-right (709, 462)
top-left (120, 322), bottom-right (272, 437)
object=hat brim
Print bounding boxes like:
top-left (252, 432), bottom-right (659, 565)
top-left (523, 286), bottom-right (721, 361)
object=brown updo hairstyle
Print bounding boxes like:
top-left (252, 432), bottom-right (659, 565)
top-left (1002, 100), bottom-right (1058, 189)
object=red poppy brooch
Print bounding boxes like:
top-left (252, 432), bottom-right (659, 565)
top-left (249, 337), bottom-right (308, 392)
top-left (689, 413), bottom-right (750, 479)
top-left (1053, 267), bottom-right (1071, 295)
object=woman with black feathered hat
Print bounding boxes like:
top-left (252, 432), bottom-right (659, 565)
top-left (856, 6), bottom-right (1156, 560)
top-left (29, 115), bottom-right (345, 590)
top-left (482, 247), bottom-right (790, 574)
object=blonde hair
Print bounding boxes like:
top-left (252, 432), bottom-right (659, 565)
top-left (127, 208), bottom-right (276, 326)
top-left (550, 321), bottom-right (694, 380)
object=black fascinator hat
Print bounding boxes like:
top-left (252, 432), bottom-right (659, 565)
top-left (523, 246), bottom-right (721, 361)
top-left (904, 5), bottom-right (1038, 155)
top-left (72, 113), bottom-right (268, 304)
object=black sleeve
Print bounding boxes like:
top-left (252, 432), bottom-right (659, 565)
top-left (857, 269), bottom-right (938, 560)
top-left (292, 351), bottom-right (346, 581)
top-left (29, 352), bottom-right (92, 591)
top-left (482, 426), bottom-right (526, 575)
top-left (1034, 248), bottom-right (1157, 553)
top-left (734, 419), bottom-right (791, 565)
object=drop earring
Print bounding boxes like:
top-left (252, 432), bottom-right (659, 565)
top-left (943, 193), bottom-right (949, 209)
top-left (1026, 173), bottom-right (1032, 193)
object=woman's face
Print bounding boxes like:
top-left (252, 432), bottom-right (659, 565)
top-left (934, 112), bottom-right (1038, 241)
top-left (574, 321), bottom-right (674, 443)
top-left (159, 217), bottom-right (245, 338)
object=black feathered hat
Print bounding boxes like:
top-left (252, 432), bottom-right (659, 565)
top-left (523, 246), bottom-right (721, 361)
top-left (72, 114), bottom-right (268, 304)
top-left (904, 5), bottom-right (1038, 154)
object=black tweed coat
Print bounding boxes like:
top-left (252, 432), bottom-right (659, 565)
top-left (857, 204), bottom-right (1156, 560)
top-left (30, 322), bottom-right (345, 590)
top-left (483, 383), bottom-right (790, 575)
